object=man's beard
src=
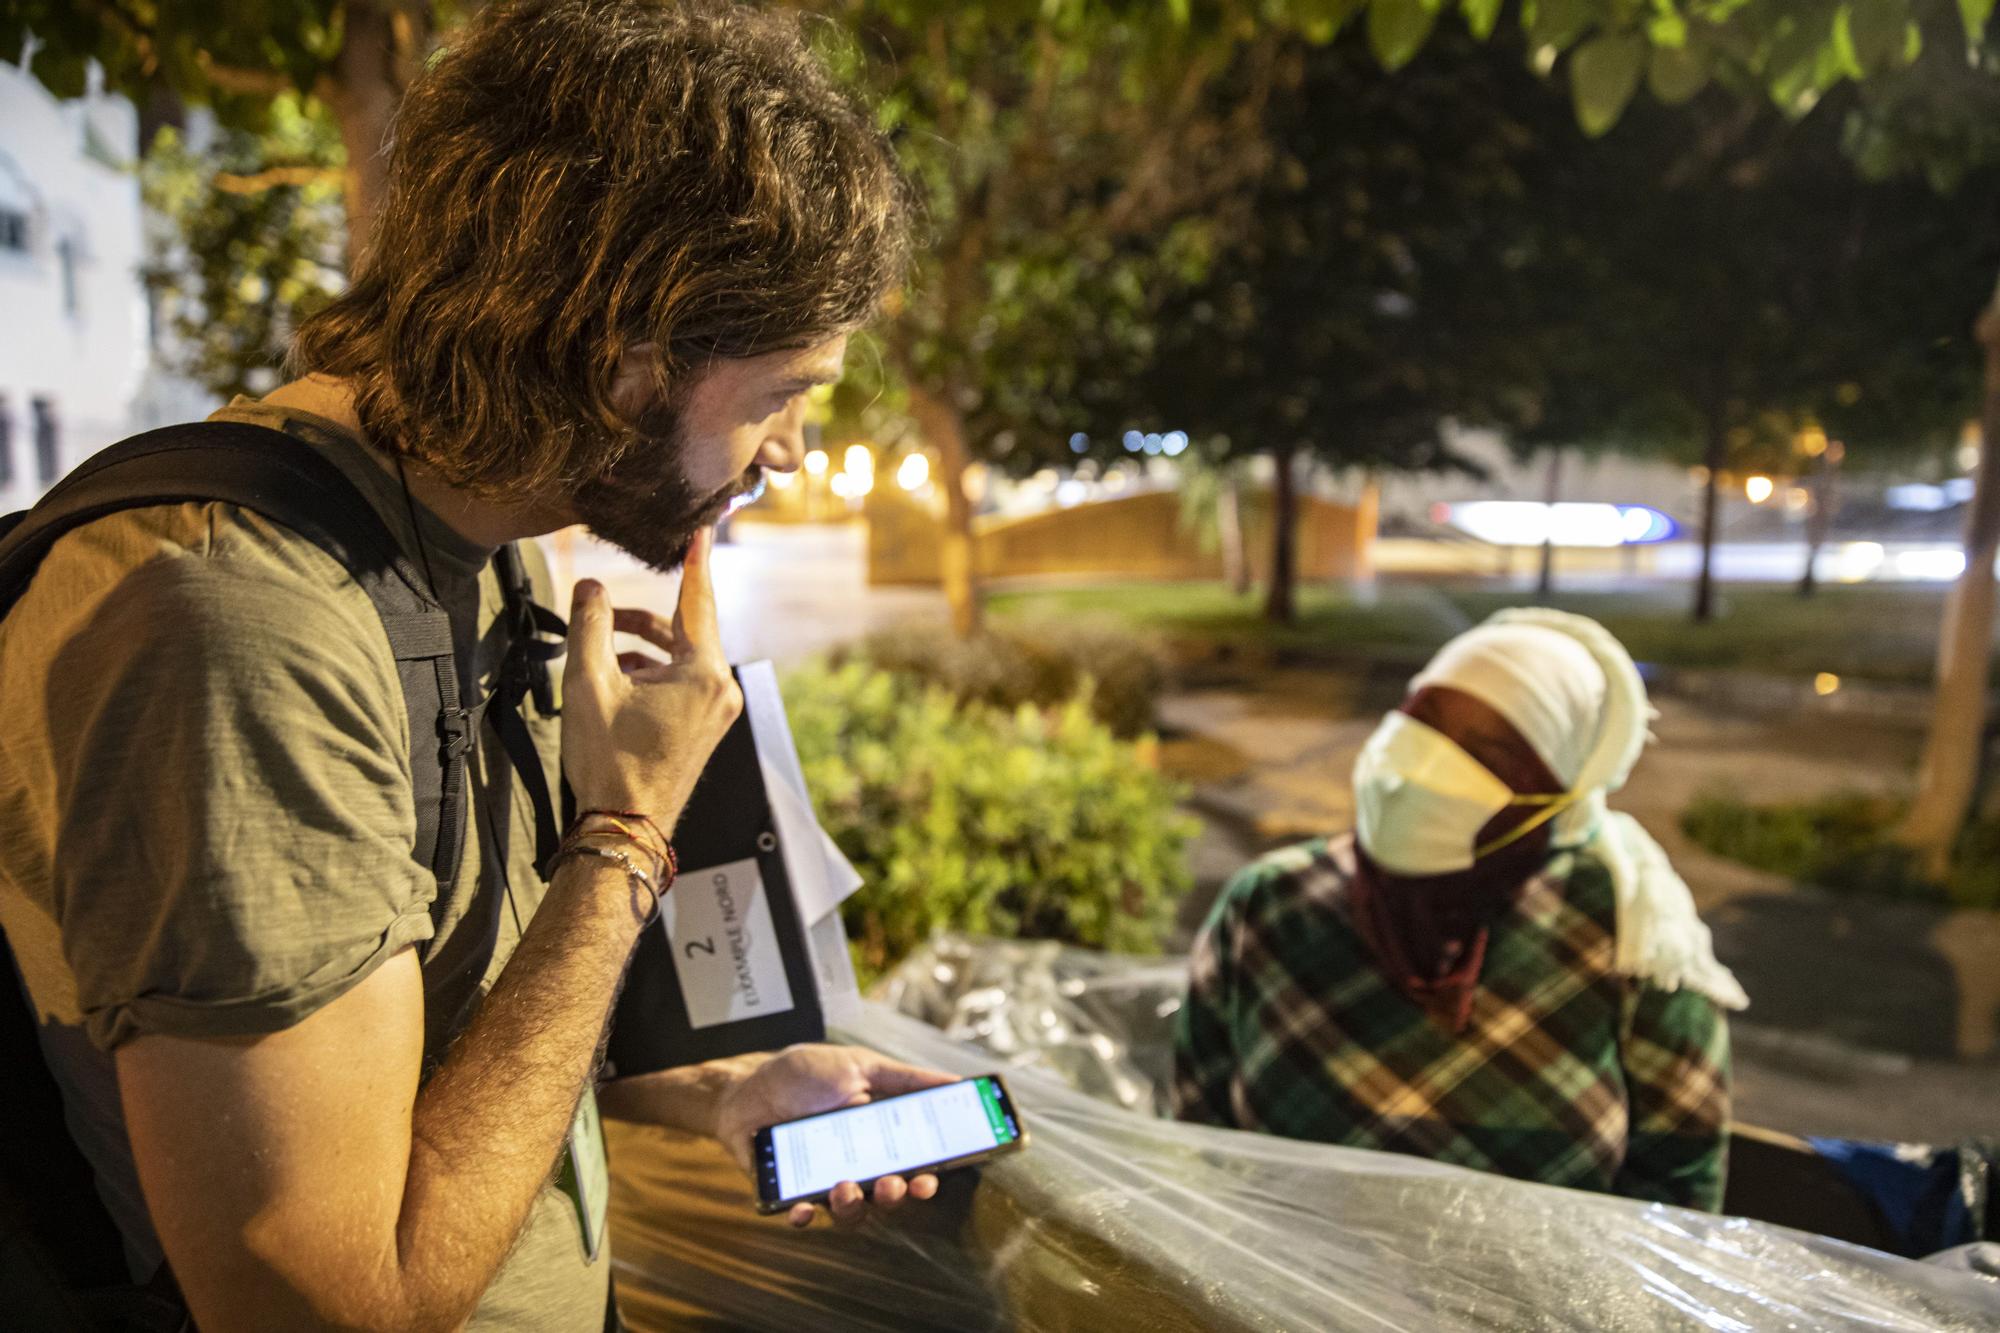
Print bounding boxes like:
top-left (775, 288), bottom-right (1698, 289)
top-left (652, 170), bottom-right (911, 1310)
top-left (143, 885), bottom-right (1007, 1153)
top-left (572, 405), bottom-right (762, 573)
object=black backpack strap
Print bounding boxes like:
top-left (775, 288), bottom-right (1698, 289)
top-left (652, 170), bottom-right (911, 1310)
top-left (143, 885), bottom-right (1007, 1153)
top-left (488, 543), bottom-right (570, 877)
top-left (0, 420), bottom-right (471, 892)
top-left (379, 612), bottom-right (474, 901)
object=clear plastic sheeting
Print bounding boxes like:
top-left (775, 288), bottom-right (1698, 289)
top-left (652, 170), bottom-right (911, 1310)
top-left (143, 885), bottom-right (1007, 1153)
top-left (606, 939), bottom-right (2000, 1331)
top-left (875, 932), bottom-right (1187, 1115)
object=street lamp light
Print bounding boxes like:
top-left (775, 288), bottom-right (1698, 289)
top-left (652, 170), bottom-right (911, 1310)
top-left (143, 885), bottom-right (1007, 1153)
top-left (804, 448), bottom-right (829, 476)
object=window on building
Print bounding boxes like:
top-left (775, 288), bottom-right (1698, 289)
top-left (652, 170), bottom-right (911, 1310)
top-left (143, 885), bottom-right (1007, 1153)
top-left (0, 151), bottom-right (32, 255)
top-left (31, 398), bottom-right (59, 487)
top-left (0, 397), bottom-right (14, 489)
top-left (56, 235), bottom-right (78, 314)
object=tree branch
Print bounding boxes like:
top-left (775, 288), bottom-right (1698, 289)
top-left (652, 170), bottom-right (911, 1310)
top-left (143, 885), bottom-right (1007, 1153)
top-left (213, 165), bottom-right (341, 194)
top-left (78, 0), bottom-right (158, 75)
top-left (196, 51), bottom-right (297, 97)
top-left (1102, 36), bottom-right (1280, 238)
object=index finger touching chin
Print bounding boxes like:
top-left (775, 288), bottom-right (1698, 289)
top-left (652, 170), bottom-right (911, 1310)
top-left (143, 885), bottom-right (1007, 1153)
top-left (672, 527), bottom-right (723, 650)
top-left (564, 580), bottom-right (615, 680)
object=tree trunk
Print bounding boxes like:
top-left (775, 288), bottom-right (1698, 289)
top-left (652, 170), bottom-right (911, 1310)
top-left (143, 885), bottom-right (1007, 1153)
top-left (326, 0), bottom-right (421, 266)
top-left (137, 78), bottom-right (185, 157)
top-left (1693, 412), bottom-right (1727, 623)
top-left (1219, 474), bottom-right (1250, 596)
top-left (1537, 446), bottom-right (1565, 598)
top-left (1352, 473), bottom-right (1381, 595)
top-left (1264, 443), bottom-right (1298, 624)
top-left (906, 383), bottom-right (982, 636)
top-left (1896, 281), bottom-right (2000, 876)
top-left (1798, 447), bottom-right (1838, 598)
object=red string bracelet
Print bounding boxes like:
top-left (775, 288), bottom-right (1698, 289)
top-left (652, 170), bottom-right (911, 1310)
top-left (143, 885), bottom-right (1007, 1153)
top-left (562, 809), bottom-right (678, 893)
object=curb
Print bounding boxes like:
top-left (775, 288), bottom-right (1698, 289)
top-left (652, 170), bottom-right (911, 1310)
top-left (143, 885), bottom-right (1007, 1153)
top-left (1730, 1021), bottom-right (1917, 1081)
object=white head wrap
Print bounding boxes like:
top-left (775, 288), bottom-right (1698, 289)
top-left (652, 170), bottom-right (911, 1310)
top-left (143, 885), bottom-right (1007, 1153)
top-left (1365, 609), bottom-right (1748, 1011)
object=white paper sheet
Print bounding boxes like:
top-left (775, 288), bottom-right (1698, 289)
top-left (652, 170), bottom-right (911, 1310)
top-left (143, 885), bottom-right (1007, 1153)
top-left (659, 855), bottom-right (797, 1030)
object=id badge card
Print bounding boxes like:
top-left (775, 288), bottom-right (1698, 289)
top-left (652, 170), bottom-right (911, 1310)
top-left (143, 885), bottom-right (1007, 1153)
top-left (556, 1089), bottom-right (610, 1262)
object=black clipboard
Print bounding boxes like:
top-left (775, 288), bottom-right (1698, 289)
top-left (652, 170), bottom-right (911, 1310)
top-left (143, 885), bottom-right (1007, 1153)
top-left (602, 667), bottom-right (825, 1076)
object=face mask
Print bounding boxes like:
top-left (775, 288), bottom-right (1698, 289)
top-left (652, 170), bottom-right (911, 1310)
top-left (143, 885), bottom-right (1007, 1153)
top-left (1353, 711), bottom-right (1578, 876)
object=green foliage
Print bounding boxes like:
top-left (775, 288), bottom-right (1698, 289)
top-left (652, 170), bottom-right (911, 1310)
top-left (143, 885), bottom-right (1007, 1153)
top-left (1838, 0), bottom-right (1911, 79)
top-left (140, 97), bottom-right (347, 399)
top-left (1170, 441), bottom-right (1255, 559)
top-left (0, 0), bottom-right (447, 147)
top-left (1840, 7), bottom-right (2000, 191)
top-left (1682, 790), bottom-right (2000, 911)
top-left (1968, 0), bottom-right (2000, 43)
top-left (1505, 82), bottom-right (1997, 483)
top-left (1369, 0), bottom-right (1441, 70)
top-left (1647, 43), bottom-right (1712, 102)
top-left (839, 618), bottom-right (1168, 739)
top-left (1570, 32), bottom-right (1647, 135)
top-left (1343, 0), bottom-right (2000, 167)
top-left (1525, 0), bottom-right (1595, 53)
top-left (784, 660), bottom-right (1197, 978)
top-left (1463, 0), bottom-right (1507, 42)
top-left (1118, 25), bottom-right (1560, 480)
top-left (809, 1), bottom-right (1378, 477)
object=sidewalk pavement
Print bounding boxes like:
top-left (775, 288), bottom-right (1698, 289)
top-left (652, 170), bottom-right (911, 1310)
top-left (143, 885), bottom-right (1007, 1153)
top-left (543, 521), bottom-right (945, 667)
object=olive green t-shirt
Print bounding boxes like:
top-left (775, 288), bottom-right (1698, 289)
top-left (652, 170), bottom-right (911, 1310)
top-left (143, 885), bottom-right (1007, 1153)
top-left (0, 399), bottom-right (606, 1328)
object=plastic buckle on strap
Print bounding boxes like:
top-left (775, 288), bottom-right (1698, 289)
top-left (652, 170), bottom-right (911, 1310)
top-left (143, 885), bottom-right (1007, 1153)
top-left (437, 707), bottom-right (474, 761)
top-left (501, 641), bottom-right (559, 718)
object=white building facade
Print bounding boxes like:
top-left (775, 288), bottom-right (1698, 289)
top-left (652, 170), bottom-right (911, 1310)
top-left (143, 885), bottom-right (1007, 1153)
top-left (0, 61), bottom-right (150, 508)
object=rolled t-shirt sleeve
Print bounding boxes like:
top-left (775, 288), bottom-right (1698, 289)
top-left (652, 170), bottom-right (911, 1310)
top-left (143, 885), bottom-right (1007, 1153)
top-left (43, 548), bottom-right (437, 1050)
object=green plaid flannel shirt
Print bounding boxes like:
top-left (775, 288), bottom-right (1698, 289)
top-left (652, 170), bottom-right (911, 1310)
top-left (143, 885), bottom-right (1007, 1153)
top-left (1173, 835), bottom-right (1731, 1211)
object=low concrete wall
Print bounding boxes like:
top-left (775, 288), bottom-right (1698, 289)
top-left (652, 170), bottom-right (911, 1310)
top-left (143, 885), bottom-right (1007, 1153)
top-left (868, 488), bottom-right (1374, 587)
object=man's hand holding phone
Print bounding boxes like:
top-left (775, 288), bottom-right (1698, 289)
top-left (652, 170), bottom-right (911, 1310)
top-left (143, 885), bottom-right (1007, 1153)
top-left (717, 1046), bottom-right (958, 1227)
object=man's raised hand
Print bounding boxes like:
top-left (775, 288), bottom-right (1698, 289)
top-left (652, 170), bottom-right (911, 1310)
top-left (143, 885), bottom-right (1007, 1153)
top-left (561, 527), bottom-right (742, 834)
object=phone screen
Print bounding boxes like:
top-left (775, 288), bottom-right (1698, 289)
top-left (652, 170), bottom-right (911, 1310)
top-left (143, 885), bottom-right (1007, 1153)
top-left (762, 1075), bottom-right (1021, 1205)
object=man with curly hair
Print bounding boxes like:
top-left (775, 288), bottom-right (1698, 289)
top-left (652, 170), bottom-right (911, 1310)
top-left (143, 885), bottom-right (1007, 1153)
top-left (0, 3), bottom-right (948, 1327)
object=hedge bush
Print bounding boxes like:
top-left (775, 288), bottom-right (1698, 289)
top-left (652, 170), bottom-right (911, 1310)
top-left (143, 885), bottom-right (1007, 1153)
top-left (784, 659), bottom-right (1197, 978)
top-left (1681, 790), bottom-right (2000, 912)
top-left (839, 618), bottom-right (1168, 739)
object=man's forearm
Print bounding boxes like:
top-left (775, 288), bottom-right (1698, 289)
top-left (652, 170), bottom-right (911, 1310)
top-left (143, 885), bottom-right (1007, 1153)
top-left (383, 858), bottom-right (644, 1326)
top-left (596, 1051), bottom-right (769, 1136)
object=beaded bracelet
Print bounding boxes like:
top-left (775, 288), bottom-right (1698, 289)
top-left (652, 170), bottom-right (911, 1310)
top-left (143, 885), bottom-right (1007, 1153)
top-left (554, 842), bottom-right (665, 927)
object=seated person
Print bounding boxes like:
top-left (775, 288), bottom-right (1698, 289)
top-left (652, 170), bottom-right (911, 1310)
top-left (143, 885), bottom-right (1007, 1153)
top-left (1173, 610), bottom-right (1747, 1211)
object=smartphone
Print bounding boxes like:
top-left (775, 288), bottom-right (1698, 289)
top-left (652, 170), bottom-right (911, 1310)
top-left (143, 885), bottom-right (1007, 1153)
top-left (753, 1073), bottom-right (1027, 1214)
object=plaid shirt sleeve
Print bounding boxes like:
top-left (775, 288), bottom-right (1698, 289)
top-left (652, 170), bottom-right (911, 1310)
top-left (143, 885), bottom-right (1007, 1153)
top-left (1615, 983), bottom-right (1732, 1212)
top-left (1172, 886), bottom-right (1246, 1127)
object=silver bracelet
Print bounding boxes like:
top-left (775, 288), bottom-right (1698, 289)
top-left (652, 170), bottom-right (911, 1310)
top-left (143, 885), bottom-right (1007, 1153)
top-left (554, 843), bottom-right (663, 927)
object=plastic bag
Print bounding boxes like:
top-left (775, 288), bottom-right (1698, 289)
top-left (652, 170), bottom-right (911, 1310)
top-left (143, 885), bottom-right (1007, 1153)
top-left (875, 933), bottom-right (1186, 1115)
top-left (606, 936), bottom-right (2000, 1331)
